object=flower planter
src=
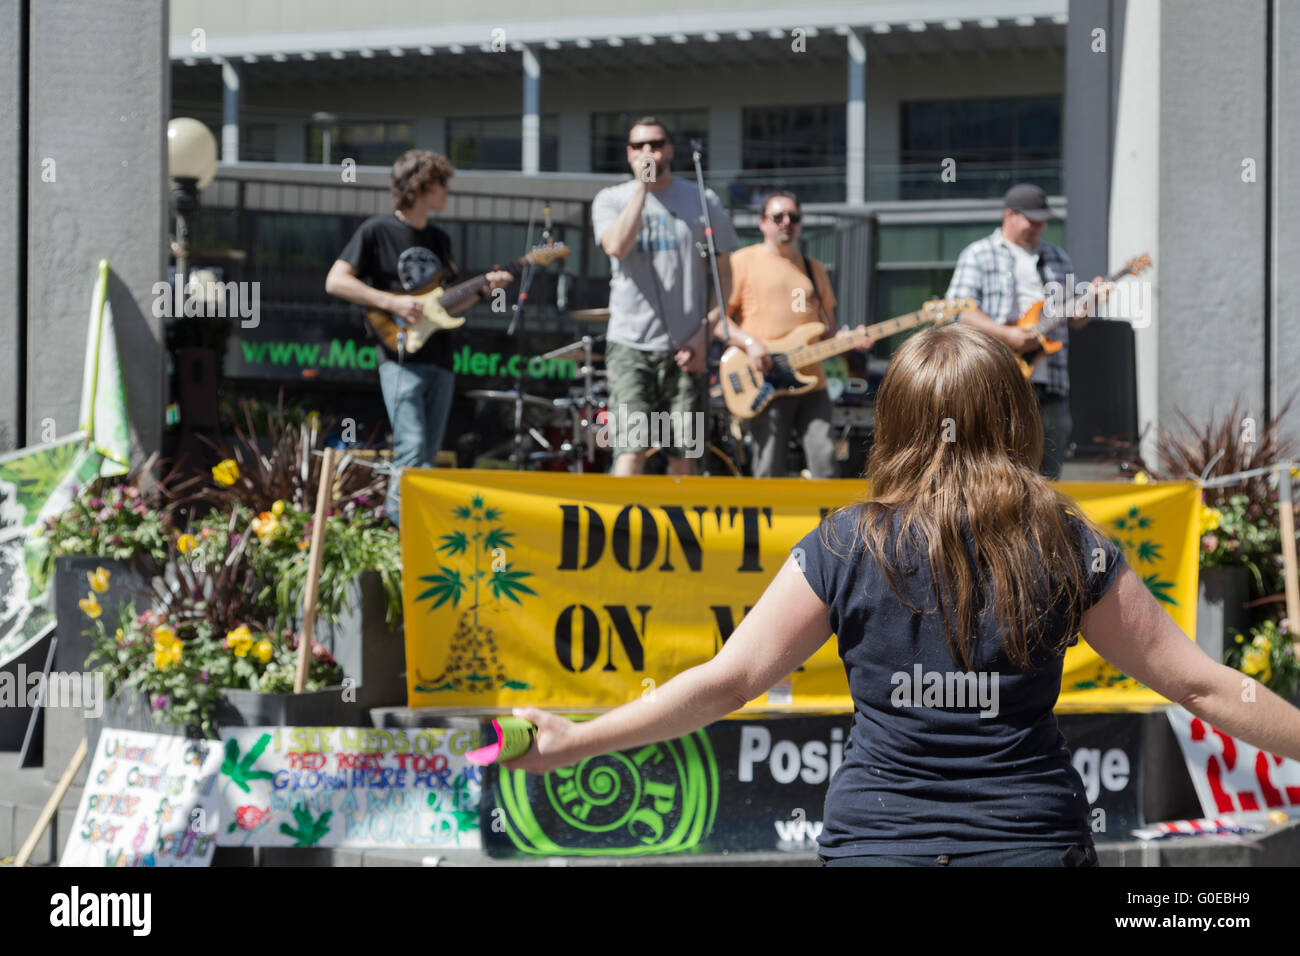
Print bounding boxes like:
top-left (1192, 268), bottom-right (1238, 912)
top-left (302, 570), bottom-right (406, 710)
top-left (1195, 565), bottom-right (1250, 665)
top-left (46, 556), bottom-right (151, 786)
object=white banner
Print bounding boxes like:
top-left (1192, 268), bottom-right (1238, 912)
top-left (1167, 705), bottom-right (1300, 816)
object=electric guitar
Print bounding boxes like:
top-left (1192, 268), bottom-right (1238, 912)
top-left (364, 243), bottom-right (570, 355)
top-left (1014, 253), bottom-right (1152, 378)
top-left (719, 298), bottom-right (976, 420)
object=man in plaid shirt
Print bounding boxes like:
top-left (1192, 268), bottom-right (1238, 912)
top-left (945, 183), bottom-right (1107, 479)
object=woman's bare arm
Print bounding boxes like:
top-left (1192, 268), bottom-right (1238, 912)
top-left (1082, 562), bottom-right (1300, 761)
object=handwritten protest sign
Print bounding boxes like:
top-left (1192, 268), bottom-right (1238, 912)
top-left (61, 729), bottom-right (224, 867)
top-left (213, 726), bottom-right (484, 849)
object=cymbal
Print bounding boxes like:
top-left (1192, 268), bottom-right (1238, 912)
top-left (540, 336), bottom-right (604, 361)
top-left (465, 389), bottom-right (553, 409)
top-left (570, 308), bottom-right (610, 323)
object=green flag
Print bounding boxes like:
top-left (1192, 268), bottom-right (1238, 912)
top-left (78, 258), bottom-right (130, 478)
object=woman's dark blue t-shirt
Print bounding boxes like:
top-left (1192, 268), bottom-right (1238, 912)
top-left (793, 505), bottom-right (1125, 857)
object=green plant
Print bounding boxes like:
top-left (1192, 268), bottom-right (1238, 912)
top-left (84, 515), bottom-right (342, 738)
top-left (1225, 618), bottom-right (1300, 699)
top-left (40, 479), bottom-right (174, 580)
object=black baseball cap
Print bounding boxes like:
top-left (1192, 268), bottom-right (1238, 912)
top-left (1003, 183), bottom-right (1054, 221)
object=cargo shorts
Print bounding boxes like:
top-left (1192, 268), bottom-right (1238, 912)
top-left (604, 342), bottom-right (705, 459)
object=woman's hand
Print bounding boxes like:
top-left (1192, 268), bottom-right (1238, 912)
top-left (499, 706), bottom-right (586, 775)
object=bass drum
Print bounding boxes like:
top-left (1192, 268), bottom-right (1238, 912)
top-left (641, 444), bottom-right (740, 477)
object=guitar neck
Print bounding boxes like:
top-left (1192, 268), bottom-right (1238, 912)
top-left (784, 309), bottom-right (930, 367)
top-left (1035, 261), bottom-right (1141, 335)
top-left (433, 254), bottom-right (531, 314)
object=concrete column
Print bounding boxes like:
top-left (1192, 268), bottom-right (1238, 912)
top-left (1065, 0), bottom-right (1122, 279)
top-left (846, 30), bottom-right (867, 206)
top-left (1274, 0), bottom-right (1300, 441)
top-left (27, 0), bottom-right (168, 463)
top-left (1109, 0), bottom-right (1161, 465)
top-left (521, 45), bottom-right (539, 174)
top-left (1156, 0), bottom-right (1266, 433)
top-left (221, 58), bottom-right (240, 163)
top-left (0, 0), bottom-right (22, 450)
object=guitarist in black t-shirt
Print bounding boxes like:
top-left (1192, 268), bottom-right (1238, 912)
top-left (326, 150), bottom-right (512, 525)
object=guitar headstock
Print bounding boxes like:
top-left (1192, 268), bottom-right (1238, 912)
top-left (526, 243), bottom-right (571, 267)
top-left (921, 297), bottom-right (977, 326)
top-left (1119, 253), bottom-right (1152, 278)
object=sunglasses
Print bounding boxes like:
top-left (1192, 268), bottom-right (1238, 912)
top-left (628, 138), bottom-right (668, 150)
top-left (767, 212), bottom-right (801, 224)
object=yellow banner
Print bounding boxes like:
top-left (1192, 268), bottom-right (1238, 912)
top-left (401, 472), bottom-right (1199, 714)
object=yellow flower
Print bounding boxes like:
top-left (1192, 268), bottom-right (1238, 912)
top-left (115, 627), bottom-right (125, 644)
top-left (1235, 634), bottom-right (1245, 644)
top-left (87, 566), bottom-right (111, 593)
top-left (226, 624), bottom-right (253, 657)
top-left (212, 459), bottom-right (239, 486)
top-left (1241, 645), bottom-right (1272, 684)
top-left (253, 639), bottom-right (273, 664)
top-left (271, 500), bottom-right (285, 517)
top-left (306, 411), bottom-right (321, 431)
top-left (1132, 471), bottom-right (1151, 485)
top-left (251, 511), bottom-right (279, 543)
top-left (152, 626), bottom-right (182, 670)
top-left (79, 592), bottom-right (102, 619)
top-left (1198, 505), bottom-right (1223, 534)
top-left (176, 533), bottom-right (198, 555)
top-left (1253, 634), bottom-right (1271, 649)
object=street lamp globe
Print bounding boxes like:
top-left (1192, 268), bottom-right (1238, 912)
top-left (167, 117), bottom-right (218, 189)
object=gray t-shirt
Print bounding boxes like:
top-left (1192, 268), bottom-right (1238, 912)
top-left (592, 177), bottom-right (740, 351)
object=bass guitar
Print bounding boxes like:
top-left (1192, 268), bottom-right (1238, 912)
top-left (364, 243), bottom-right (570, 354)
top-left (719, 298), bottom-right (975, 420)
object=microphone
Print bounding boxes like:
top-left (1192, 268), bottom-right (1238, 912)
top-left (690, 138), bottom-right (704, 153)
top-left (542, 202), bottom-right (552, 243)
top-left (557, 271), bottom-right (569, 311)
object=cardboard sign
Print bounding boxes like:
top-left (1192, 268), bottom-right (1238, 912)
top-left (62, 729), bottom-right (224, 867)
top-left (213, 726), bottom-right (484, 850)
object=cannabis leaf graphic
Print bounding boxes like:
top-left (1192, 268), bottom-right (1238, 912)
top-left (417, 566), bottom-right (467, 609)
top-left (438, 530), bottom-right (469, 556)
top-left (1142, 573), bottom-right (1178, 606)
top-left (279, 801), bottom-right (332, 847)
top-left (482, 528), bottom-right (514, 552)
top-left (221, 734), bottom-right (275, 794)
top-left (487, 568), bottom-right (537, 605)
top-left (1136, 541), bottom-right (1164, 564)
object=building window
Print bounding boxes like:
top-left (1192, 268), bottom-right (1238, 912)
top-left (447, 115), bottom-right (558, 171)
top-left (900, 97), bottom-right (1062, 199)
top-left (737, 104), bottom-right (846, 205)
top-left (241, 123), bottom-right (277, 162)
top-left (306, 120), bottom-right (415, 167)
top-left (590, 110), bottom-right (709, 174)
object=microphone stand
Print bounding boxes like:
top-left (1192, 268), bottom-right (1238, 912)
top-left (689, 138), bottom-right (728, 477)
top-left (505, 203), bottom-right (545, 470)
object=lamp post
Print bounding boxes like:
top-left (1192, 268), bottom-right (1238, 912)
top-left (166, 117), bottom-right (219, 295)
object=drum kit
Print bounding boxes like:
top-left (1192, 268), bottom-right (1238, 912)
top-left (465, 307), bottom-right (746, 474)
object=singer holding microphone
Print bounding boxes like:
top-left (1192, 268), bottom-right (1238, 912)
top-left (325, 149), bottom-right (512, 524)
top-left (591, 117), bottom-right (740, 475)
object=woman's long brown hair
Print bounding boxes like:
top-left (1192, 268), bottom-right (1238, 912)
top-left (845, 323), bottom-right (1108, 670)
